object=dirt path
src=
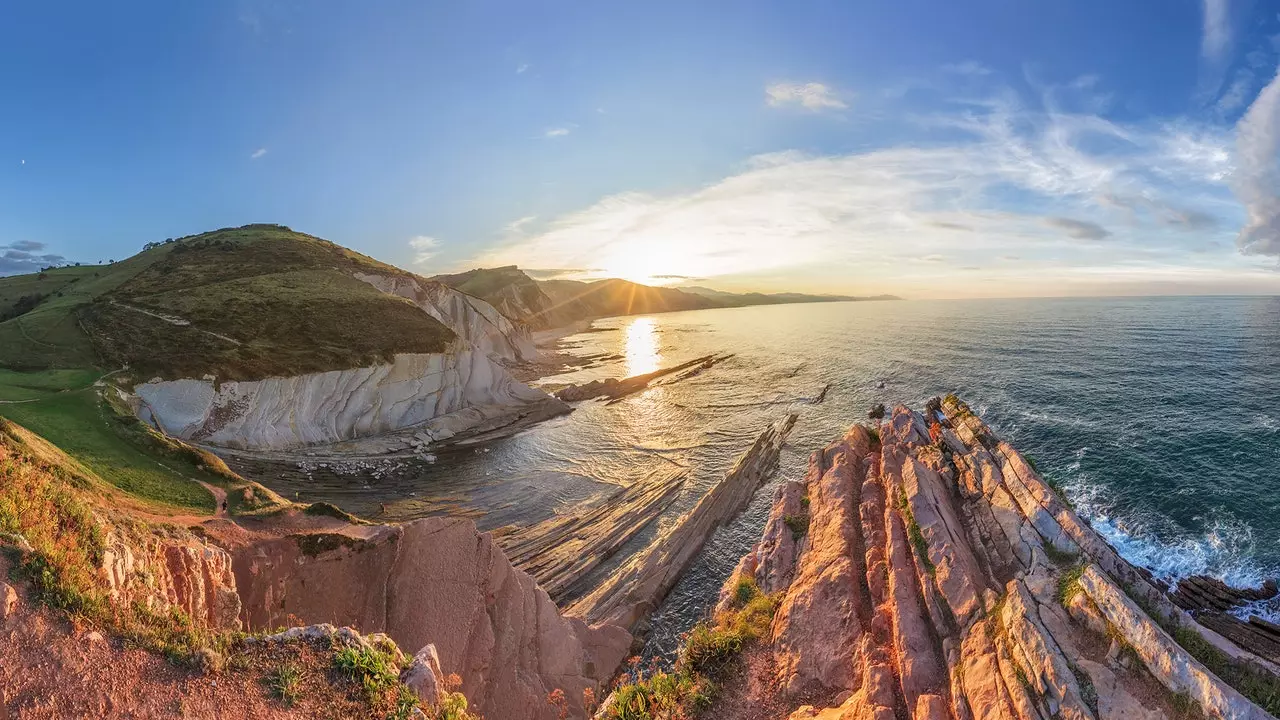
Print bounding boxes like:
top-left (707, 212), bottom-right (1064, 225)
top-left (109, 301), bottom-right (241, 345)
top-left (196, 480), bottom-right (228, 517)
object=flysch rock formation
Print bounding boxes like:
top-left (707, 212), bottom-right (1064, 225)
top-left (134, 346), bottom-right (557, 450)
top-left (717, 399), bottom-right (1279, 720)
top-left (133, 274), bottom-right (561, 451)
top-left (85, 510), bottom-right (630, 720)
top-left (232, 516), bottom-right (631, 720)
top-left (353, 271), bottom-right (538, 363)
top-left (569, 412), bottom-right (798, 634)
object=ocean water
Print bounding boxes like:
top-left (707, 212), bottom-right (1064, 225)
top-left (268, 296), bottom-right (1280, 656)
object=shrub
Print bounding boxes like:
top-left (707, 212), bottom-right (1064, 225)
top-left (264, 663), bottom-right (304, 706)
top-left (783, 514), bottom-right (809, 540)
top-left (1056, 564), bottom-right (1085, 606)
top-left (332, 645), bottom-right (400, 702)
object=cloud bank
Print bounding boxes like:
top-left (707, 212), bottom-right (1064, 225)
top-left (0, 240), bottom-right (65, 275)
top-left (474, 80), bottom-right (1253, 296)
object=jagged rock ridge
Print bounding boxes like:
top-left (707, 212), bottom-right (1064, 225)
top-left (715, 399), bottom-right (1278, 720)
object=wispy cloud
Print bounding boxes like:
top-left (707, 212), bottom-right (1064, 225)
top-left (250, 147), bottom-right (267, 159)
top-left (1046, 217), bottom-right (1111, 240)
top-left (942, 61), bottom-right (992, 76)
top-left (0, 240), bottom-right (65, 275)
top-left (765, 82), bottom-right (848, 111)
top-left (544, 127), bottom-right (571, 138)
top-left (516, 63), bottom-right (529, 74)
top-left (409, 236), bottom-right (440, 265)
top-left (1232, 64), bottom-right (1280, 257)
top-left (1201, 0), bottom-right (1231, 64)
top-left (470, 80), bottom-right (1256, 297)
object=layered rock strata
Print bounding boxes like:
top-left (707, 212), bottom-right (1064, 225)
top-left (135, 347), bottom-right (557, 450)
top-left (133, 273), bottom-right (557, 452)
top-left (722, 400), bottom-right (1278, 720)
top-left (353, 272), bottom-right (537, 363)
top-left (569, 413), bottom-right (798, 633)
top-left (497, 466), bottom-right (689, 603)
top-left (233, 516), bottom-right (631, 720)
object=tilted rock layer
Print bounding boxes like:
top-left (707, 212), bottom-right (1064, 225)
top-left (725, 400), bottom-right (1278, 720)
top-left (135, 346), bottom-right (551, 450)
top-left (233, 517), bottom-right (631, 720)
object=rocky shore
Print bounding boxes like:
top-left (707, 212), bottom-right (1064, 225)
top-left (697, 398), bottom-right (1279, 720)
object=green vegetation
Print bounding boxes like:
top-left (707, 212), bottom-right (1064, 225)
top-left (1168, 624), bottom-right (1280, 715)
top-left (783, 513), bottom-right (809, 540)
top-left (602, 577), bottom-right (780, 719)
top-left (0, 367), bottom-right (290, 515)
top-left (0, 224), bottom-right (457, 382)
top-left (1071, 664), bottom-right (1099, 716)
top-left (900, 501), bottom-right (935, 576)
top-left (0, 373), bottom-right (212, 511)
top-left (333, 644), bottom-right (401, 702)
top-left (1056, 564), bottom-right (1085, 606)
top-left (264, 662), bottom-right (305, 706)
top-left (0, 417), bottom-right (224, 664)
top-left (1041, 540), bottom-right (1079, 566)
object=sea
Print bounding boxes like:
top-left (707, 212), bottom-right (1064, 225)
top-left (265, 296), bottom-right (1280, 659)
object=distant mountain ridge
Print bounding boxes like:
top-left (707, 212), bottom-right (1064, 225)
top-left (429, 266), bottom-right (900, 329)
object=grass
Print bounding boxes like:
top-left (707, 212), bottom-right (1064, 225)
top-left (1056, 564), bottom-right (1086, 606)
top-left (0, 417), bottom-right (224, 664)
top-left (1168, 624), bottom-right (1280, 715)
top-left (783, 514), bottom-right (809, 540)
top-left (896, 494), bottom-right (935, 576)
top-left (0, 224), bottom-right (459, 382)
top-left (264, 663), bottom-right (305, 706)
top-left (0, 368), bottom-right (291, 515)
top-left (0, 383), bottom-right (213, 512)
top-left (1069, 663), bottom-right (1099, 716)
top-left (602, 578), bottom-right (779, 719)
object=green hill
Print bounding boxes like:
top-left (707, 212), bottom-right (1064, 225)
top-left (0, 224), bottom-right (455, 382)
top-left (0, 224), bottom-right (461, 513)
top-left (430, 266), bottom-right (898, 328)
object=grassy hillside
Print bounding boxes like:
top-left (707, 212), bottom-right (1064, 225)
top-left (432, 266), bottom-right (897, 328)
top-left (0, 224), bottom-right (456, 382)
top-left (0, 224), bottom-right (455, 516)
top-left (429, 265), bottom-right (565, 329)
top-left (538, 277), bottom-right (719, 317)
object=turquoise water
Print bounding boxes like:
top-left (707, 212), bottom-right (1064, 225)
top-left (270, 296), bottom-right (1280, 654)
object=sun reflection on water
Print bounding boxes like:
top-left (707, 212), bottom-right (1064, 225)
top-left (624, 317), bottom-right (661, 376)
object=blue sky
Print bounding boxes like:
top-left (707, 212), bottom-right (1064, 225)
top-left (3, 0), bottom-right (1280, 297)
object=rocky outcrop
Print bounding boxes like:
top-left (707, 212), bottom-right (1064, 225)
top-left (233, 517), bottom-right (631, 720)
top-left (568, 413), bottom-right (798, 633)
top-left (100, 530), bottom-right (241, 630)
top-left (722, 400), bottom-right (1280, 720)
top-left (132, 270), bottom-right (555, 452)
top-left (354, 272), bottom-right (537, 363)
top-left (135, 346), bottom-right (557, 450)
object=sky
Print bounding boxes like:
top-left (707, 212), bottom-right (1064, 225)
top-left (3, 1), bottom-right (1280, 298)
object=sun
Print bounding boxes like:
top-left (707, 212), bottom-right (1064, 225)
top-left (597, 241), bottom-right (689, 286)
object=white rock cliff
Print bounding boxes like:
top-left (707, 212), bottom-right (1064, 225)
top-left (133, 275), bottom-right (554, 451)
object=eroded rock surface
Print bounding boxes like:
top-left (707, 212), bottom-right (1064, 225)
top-left (133, 273), bottom-right (556, 451)
top-left (136, 347), bottom-right (555, 450)
top-left (721, 400), bottom-right (1280, 720)
top-left (233, 516), bottom-right (630, 720)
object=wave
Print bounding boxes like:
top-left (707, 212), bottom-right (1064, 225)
top-left (1067, 477), bottom-right (1269, 589)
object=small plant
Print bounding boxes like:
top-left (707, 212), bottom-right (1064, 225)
top-left (1042, 541), bottom-right (1078, 566)
top-left (783, 514), bottom-right (810, 540)
top-left (333, 645), bottom-right (399, 702)
top-left (264, 662), bottom-right (304, 707)
top-left (899, 503), bottom-right (935, 575)
top-left (1070, 664), bottom-right (1099, 716)
top-left (1056, 564), bottom-right (1085, 607)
